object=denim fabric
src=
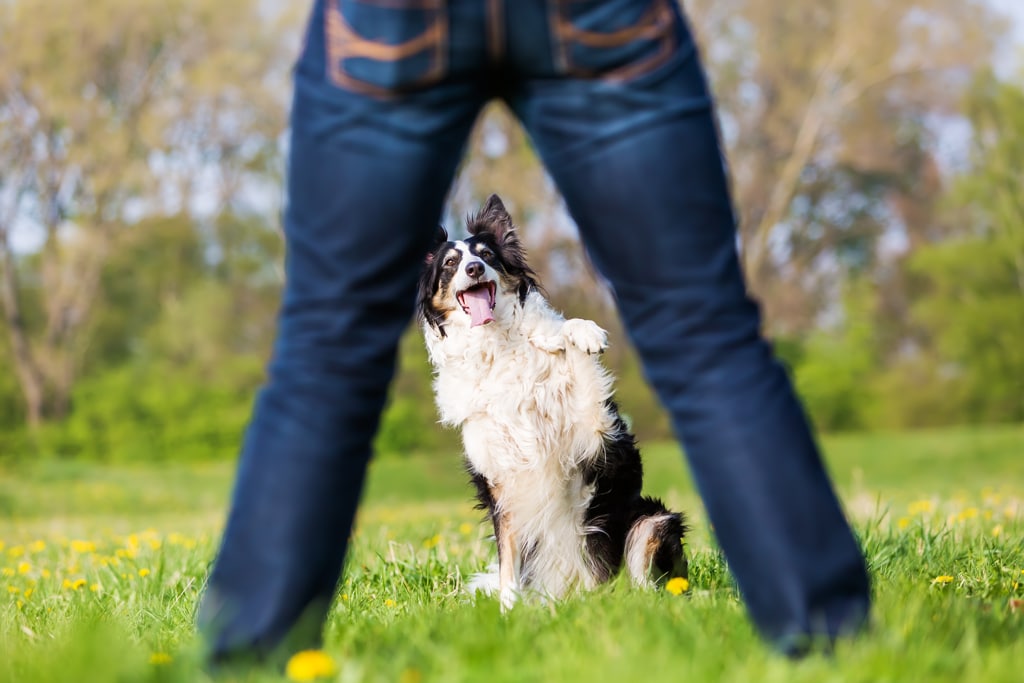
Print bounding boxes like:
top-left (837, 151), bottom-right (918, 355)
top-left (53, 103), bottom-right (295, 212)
top-left (198, 0), bottom-right (870, 661)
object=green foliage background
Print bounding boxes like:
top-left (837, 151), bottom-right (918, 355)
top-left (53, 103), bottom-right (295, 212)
top-left (1, 2), bottom-right (1022, 460)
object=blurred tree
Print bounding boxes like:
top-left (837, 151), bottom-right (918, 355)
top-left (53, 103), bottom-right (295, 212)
top-left (0, 0), bottom-right (295, 428)
top-left (907, 71), bottom-right (1024, 423)
top-left (1, 0), bottom-right (1019, 458)
top-left (686, 0), bottom-right (1004, 334)
top-left (793, 279), bottom-right (879, 430)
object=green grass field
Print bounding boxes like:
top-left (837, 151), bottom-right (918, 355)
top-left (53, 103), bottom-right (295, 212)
top-left (1, 425), bottom-right (1022, 682)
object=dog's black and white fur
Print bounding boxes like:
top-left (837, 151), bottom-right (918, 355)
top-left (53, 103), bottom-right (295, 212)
top-left (418, 195), bottom-right (687, 608)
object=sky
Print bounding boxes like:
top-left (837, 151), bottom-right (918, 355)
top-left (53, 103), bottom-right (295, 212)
top-left (992, 0), bottom-right (1024, 73)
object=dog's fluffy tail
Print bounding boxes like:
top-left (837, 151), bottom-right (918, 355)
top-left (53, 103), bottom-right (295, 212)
top-left (465, 563), bottom-right (500, 595)
top-left (624, 505), bottom-right (688, 588)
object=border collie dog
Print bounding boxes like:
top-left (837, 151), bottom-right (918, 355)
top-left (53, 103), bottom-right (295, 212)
top-left (418, 195), bottom-right (688, 609)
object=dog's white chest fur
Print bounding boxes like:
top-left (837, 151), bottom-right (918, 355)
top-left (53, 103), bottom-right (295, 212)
top-left (424, 292), bottom-right (615, 597)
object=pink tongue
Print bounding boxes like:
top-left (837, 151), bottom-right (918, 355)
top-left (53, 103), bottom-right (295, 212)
top-left (463, 288), bottom-right (494, 327)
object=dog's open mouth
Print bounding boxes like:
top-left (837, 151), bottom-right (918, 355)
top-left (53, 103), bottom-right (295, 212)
top-left (456, 281), bottom-right (497, 327)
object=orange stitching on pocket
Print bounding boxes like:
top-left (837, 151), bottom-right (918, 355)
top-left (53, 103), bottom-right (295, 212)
top-left (551, 0), bottom-right (677, 82)
top-left (558, 0), bottom-right (664, 48)
top-left (347, 0), bottom-right (444, 8)
top-left (324, 0), bottom-right (448, 96)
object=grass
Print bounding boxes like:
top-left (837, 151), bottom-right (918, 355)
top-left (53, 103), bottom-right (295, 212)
top-left (0, 423), bottom-right (1022, 682)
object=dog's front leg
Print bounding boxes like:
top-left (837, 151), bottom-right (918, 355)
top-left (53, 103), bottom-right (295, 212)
top-left (496, 510), bottom-right (520, 611)
top-left (529, 319), bottom-right (608, 355)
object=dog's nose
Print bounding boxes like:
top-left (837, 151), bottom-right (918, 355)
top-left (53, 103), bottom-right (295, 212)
top-left (465, 261), bottom-right (484, 279)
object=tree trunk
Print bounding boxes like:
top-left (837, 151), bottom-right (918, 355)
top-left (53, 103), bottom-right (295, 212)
top-left (0, 242), bottom-right (47, 429)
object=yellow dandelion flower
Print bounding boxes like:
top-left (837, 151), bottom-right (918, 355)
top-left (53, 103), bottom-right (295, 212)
top-left (399, 668), bottom-right (423, 683)
top-left (147, 539), bottom-right (162, 551)
top-left (897, 517), bottom-right (910, 530)
top-left (384, 599), bottom-right (397, 608)
top-left (0, 568), bottom-right (13, 577)
top-left (89, 583), bottom-right (100, 592)
top-left (983, 510), bottom-right (993, 521)
top-left (0, 541), bottom-right (5, 552)
top-left (992, 525), bottom-right (1004, 538)
top-left (64, 578), bottom-right (87, 590)
top-left (285, 649), bottom-right (338, 682)
top-left (665, 577), bottom-right (689, 595)
top-left (908, 500), bottom-right (934, 516)
top-left (149, 652), bottom-right (172, 666)
top-left (459, 522), bottom-right (474, 535)
top-left (341, 594), bottom-right (349, 601)
top-left (29, 540), bottom-right (46, 553)
top-left (958, 508), bottom-right (979, 522)
top-left (422, 534), bottom-right (442, 550)
top-left (17, 562), bottom-right (30, 575)
top-left (932, 575), bottom-right (954, 585)
top-left (138, 568), bottom-right (151, 578)
top-left (7, 545), bottom-right (24, 558)
top-left (167, 533), bottom-right (191, 546)
top-left (24, 587), bottom-right (33, 598)
top-left (70, 540), bottom-right (96, 554)
top-left (6, 585), bottom-right (18, 594)
top-left (40, 569), bottom-right (51, 579)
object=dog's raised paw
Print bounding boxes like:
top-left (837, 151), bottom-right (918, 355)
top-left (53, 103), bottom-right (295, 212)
top-left (563, 319), bottom-right (608, 354)
top-left (529, 334), bottom-right (566, 353)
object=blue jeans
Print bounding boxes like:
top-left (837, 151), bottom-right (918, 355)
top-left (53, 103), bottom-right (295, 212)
top-left (199, 0), bottom-right (869, 660)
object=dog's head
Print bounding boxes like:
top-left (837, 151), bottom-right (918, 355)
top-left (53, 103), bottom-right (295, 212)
top-left (418, 194), bottom-right (538, 336)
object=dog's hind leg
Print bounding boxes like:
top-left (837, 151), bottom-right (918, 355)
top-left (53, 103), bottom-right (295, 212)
top-left (464, 470), bottom-right (504, 597)
top-left (496, 510), bottom-right (521, 611)
top-left (624, 502), bottom-right (688, 589)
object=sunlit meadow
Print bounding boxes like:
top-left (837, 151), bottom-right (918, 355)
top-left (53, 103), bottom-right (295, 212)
top-left (1, 425), bottom-right (1022, 682)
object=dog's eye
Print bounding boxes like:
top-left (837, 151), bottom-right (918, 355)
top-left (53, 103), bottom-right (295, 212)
top-left (443, 256), bottom-right (457, 267)
top-left (478, 248), bottom-right (494, 260)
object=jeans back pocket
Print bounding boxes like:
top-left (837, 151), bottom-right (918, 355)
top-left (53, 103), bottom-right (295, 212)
top-left (550, 0), bottom-right (678, 82)
top-left (325, 0), bottom-right (448, 96)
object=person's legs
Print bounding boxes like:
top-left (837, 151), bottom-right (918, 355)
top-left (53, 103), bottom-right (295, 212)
top-left (198, 0), bottom-right (484, 662)
top-left (510, 0), bottom-right (869, 651)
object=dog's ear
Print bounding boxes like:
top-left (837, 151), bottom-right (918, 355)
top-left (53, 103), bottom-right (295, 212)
top-left (424, 224), bottom-right (449, 264)
top-left (468, 194), bottom-right (539, 303)
top-left (468, 194), bottom-right (516, 246)
top-left (418, 224), bottom-right (450, 336)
